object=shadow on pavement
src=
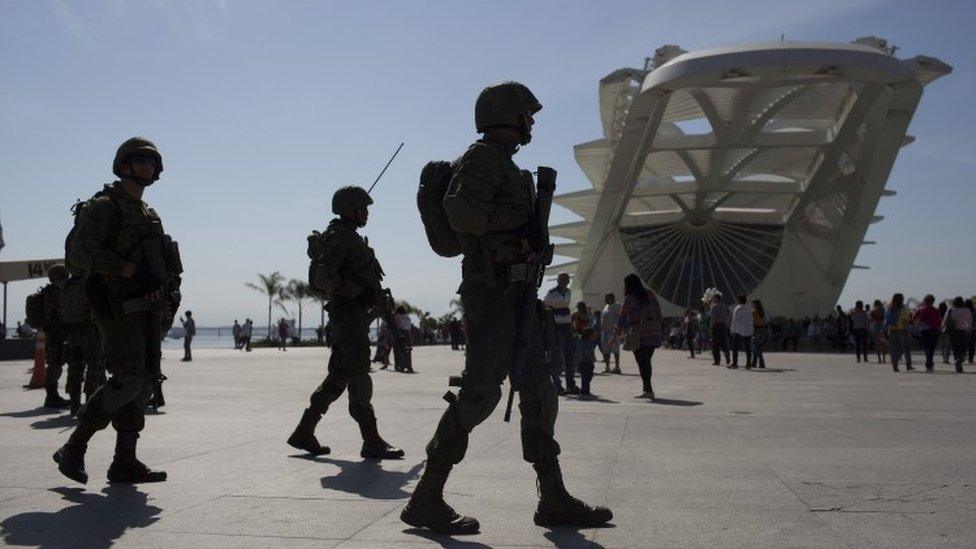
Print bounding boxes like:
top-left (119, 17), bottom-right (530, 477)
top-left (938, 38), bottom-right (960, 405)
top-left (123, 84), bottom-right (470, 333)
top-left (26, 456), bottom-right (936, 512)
top-left (566, 395), bottom-right (619, 404)
top-left (31, 414), bottom-right (77, 430)
top-left (0, 407), bottom-right (62, 419)
top-left (649, 398), bottom-right (703, 407)
top-left (747, 368), bottom-right (795, 373)
top-left (401, 527), bottom-right (493, 548)
top-left (543, 525), bottom-right (612, 548)
top-left (319, 458), bottom-right (424, 500)
top-left (0, 485), bottom-right (161, 549)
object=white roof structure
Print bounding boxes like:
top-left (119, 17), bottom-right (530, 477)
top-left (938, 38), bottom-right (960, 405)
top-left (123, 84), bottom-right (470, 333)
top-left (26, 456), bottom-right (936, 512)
top-left (552, 38), bottom-right (951, 317)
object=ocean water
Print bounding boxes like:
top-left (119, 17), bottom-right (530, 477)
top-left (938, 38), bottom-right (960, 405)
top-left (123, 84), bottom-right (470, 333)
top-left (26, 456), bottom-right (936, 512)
top-left (161, 327), bottom-right (380, 349)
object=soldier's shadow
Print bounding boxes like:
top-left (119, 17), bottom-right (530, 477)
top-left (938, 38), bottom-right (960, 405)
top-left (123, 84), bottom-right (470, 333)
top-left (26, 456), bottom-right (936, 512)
top-left (543, 526), bottom-right (611, 548)
top-left (30, 414), bottom-right (78, 430)
top-left (401, 528), bottom-right (493, 548)
top-left (0, 485), bottom-right (161, 549)
top-left (0, 406), bottom-right (62, 419)
top-left (319, 458), bottom-right (424, 500)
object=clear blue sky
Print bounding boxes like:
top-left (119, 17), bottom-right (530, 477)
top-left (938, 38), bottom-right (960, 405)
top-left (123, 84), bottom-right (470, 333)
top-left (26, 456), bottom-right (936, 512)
top-left (1, 0), bottom-right (973, 326)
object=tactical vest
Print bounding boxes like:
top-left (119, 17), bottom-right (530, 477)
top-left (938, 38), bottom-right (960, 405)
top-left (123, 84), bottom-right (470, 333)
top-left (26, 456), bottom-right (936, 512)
top-left (70, 185), bottom-right (183, 311)
top-left (308, 219), bottom-right (383, 303)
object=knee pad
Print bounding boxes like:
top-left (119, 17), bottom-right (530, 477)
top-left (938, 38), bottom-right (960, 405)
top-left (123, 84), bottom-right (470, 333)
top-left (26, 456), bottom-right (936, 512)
top-left (112, 403), bottom-right (146, 433)
top-left (455, 386), bottom-right (502, 432)
top-left (309, 375), bottom-right (347, 412)
top-left (76, 394), bottom-right (111, 430)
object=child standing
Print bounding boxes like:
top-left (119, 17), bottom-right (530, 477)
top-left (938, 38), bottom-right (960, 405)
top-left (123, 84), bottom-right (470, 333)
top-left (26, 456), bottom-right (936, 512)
top-left (577, 328), bottom-right (598, 398)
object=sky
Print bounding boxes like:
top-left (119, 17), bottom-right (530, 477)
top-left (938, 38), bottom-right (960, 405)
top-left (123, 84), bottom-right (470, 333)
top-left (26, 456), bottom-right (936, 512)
top-left (1, 0), bottom-right (974, 327)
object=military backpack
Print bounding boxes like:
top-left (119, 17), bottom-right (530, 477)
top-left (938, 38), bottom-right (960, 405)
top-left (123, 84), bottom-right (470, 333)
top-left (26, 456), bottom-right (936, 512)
top-left (307, 231), bottom-right (333, 300)
top-left (417, 160), bottom-right (462, 258)
top-left (25, 289), bottom-right (47, 330)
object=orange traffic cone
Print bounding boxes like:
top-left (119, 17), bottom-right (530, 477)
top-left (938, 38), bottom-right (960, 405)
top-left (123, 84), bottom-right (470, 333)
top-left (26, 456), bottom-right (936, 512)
top-left (25, 330), bottom-right (47, 389)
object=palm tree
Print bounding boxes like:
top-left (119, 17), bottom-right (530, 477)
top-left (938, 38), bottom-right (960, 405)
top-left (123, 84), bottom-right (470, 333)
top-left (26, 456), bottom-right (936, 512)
top-left (286, 279), bottom-right (312, 339)
top-left (246, 271), bottom-right (286, 338)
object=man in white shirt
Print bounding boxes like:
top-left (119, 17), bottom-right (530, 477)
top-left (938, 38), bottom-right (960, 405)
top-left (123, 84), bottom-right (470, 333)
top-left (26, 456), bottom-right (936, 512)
top-left (729, 294), bottom-right (754, 369)
top-left (543, 272), bottom-right (578, 394)
top-left (601, 293), bottom-right (622, 373)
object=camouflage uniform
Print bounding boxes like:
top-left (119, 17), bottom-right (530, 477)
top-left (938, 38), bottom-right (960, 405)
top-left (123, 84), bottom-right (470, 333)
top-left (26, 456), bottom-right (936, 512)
top-left (426, 137), bottom-right (559, 465)
top-left (287, 188), bottom-right (403, 460)
top-left (402, 82), bottom-right (611, 535)
top-left (64, 319), bottom-right (106, 416)
top-left (54, 137), bottom-right (179, 485)
top-left (40, 279), bottom-right (70, 408)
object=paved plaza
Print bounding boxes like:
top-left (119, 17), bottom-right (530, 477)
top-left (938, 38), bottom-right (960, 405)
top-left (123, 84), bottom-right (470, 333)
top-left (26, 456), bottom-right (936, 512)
top-left (0, 345), bottom-right (974, 548)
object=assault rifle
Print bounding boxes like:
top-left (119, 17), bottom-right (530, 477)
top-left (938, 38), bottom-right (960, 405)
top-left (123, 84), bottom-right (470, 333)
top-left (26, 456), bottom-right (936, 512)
top-left (502, 166), bottom-right (557, 422)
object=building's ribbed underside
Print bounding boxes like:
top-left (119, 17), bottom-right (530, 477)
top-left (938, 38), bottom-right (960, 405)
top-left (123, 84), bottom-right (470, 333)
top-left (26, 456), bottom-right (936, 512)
top-left (551, 39), bottom-right (951, 316)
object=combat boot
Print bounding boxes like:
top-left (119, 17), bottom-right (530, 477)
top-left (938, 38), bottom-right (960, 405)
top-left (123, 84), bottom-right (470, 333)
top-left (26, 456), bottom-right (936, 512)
top-left (52, 422), bottom-right (98, 484)
top-left (107, 432), bottom-right (167, 483)
top-left (361, 437), bottom-right (405, 460)
top-left (44, 387), bottom-right (70, 409)
top-left (533, 458), bottom-right (613, 527)
top-left (287, 408), bottom-right (330, 455)
top-left (357, 415), bottom-right (404, 459)
top-left (401, 462), bottom-right (479, 535)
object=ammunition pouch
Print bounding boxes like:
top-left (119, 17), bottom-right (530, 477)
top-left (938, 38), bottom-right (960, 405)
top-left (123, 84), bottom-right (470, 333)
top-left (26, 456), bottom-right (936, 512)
top-left (60, 276), bottom-right (92, 325)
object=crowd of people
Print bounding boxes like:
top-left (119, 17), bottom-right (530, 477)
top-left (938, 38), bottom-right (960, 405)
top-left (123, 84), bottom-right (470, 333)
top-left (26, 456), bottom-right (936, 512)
top-left (662, 292), bottom-right (975, 374)
top-left (543, 284), bottom-right (975, 405)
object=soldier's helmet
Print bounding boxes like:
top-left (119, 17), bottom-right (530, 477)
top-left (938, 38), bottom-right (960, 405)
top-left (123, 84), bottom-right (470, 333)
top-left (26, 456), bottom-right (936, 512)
top-left (475, 81), bottom-right (542, 134)
top-left (47, 264), bottom-right (69, 283)
top-left (113, 137), bottom-right (163, 180)
top-left (331, 186), bottom-right (374, 217)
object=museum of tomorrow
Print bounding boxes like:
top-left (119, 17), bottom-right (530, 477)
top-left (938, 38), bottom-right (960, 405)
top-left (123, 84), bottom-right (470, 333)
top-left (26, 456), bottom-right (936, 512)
top-left (549, 38), bottom-right (951, 318)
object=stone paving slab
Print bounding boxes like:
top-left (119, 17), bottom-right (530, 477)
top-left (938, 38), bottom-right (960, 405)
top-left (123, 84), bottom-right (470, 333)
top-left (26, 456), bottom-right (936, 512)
top-left (0, 346), bottom-right (974, 548)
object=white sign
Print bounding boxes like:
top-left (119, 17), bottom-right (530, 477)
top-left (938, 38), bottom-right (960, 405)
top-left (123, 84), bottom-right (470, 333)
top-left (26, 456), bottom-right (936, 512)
top-left (0, 259), bottom-right (65, 284)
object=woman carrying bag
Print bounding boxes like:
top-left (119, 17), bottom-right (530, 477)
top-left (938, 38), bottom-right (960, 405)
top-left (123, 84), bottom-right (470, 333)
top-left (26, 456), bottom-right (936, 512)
top-left (616, 274), bottom-right (663, 399)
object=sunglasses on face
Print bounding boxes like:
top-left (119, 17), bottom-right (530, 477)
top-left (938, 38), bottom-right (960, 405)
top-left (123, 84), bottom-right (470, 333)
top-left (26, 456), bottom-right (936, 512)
top-left (129, 155), bottom-right (157, 167)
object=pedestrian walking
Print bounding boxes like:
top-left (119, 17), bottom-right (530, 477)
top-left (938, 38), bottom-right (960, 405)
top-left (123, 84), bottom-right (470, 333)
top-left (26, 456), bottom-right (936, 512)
top-left (373, 320), bottom-right (392, 369)
top-left (684, 309), bottom-right (699, 358)
top-left (850, 301), bottom-right (870, 363)
top-left (914, 295), bottom-right (942, 371)
top-left (448, 318), bottom-right (462, 351)
top-left (242, 318), bottom-right (253, 351)
top-left (180, 311), bottom-right (195, 362)
top-left (886, 293), bottom-right (913, 372)
top-left (543, 272), bottom-right (579, 394)
top-left (709, 294), bottom-right (732, 366)
top-left (277, 318), bottom-right (289, 351)
top-left (601, 293), bottom-right (622, 373)
top-left (577, 328), bottom-right (598, 398)
top-left (870, 300), bottom-right (887, 363)
top-left (617, 274), bottom-right (662, 399)
top-left (750, 300), bottom-right (767, 368)
top-left (968, 298), bottom-right (976, 365)
top-left (943, 296), bottom-right (972, 373)
top-left (232, 319), bottom-right (242, 349)
top-left (729, 294), bottom-right (753, 369)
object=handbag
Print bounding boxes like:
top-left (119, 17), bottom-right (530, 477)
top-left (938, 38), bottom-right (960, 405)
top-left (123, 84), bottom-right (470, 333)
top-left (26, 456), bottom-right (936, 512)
top-left (623, 331), bottom-right (640, 352)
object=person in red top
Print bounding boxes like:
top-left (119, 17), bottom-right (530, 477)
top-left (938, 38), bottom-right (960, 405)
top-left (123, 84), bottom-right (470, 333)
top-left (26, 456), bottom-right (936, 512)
top-left (570, 302), bottom-right (591, 334)
top-left (616, 274), bottom-right (662, 399)
top-left (914, 295), bottom-right (942, 372)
